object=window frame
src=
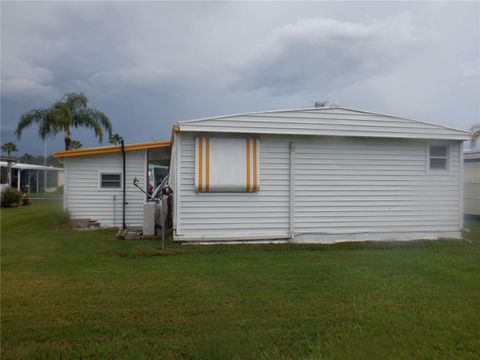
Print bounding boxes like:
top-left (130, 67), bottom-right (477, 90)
top-left (427, 144), bottom-right (450, 172)
top-left (98, 171), bottom-right (122, 190)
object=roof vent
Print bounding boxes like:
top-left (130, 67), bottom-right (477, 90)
top-left (314, 101), bottom-right (340, 108)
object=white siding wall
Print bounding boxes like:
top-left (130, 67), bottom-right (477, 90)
top-left (64, 150), bottom-right (147, 227)
top-left (180, 108), bottom-right (469, 141)
top-left (293, 138), bottom-right (462, 236)
top-left (175, 133), bottom-right (463, 242)
top-left (176, 133), bottom-right (290, 239)
top-left (464, 161), bottom-right (480, 215)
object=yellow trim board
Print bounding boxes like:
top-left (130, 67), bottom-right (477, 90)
top-left (54, 140), bottom-right (171, 158)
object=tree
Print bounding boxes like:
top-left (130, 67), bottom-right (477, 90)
top-left (19, 153), bottom-right (34, 163)
top-left (1, 142), bottom-right (18, 156)
top-left (471, 123), bottom-right (480, 148)
top-left (15, 93), bottom-right (112, 150)
top-left (109, 133), bottom-right (124, 145)
top-left (71, 140), bottom-right (83, 149)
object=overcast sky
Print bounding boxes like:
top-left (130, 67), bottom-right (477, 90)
top-left (1, 1), bottom-right (479, 155)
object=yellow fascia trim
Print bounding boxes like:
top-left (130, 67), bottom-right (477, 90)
top-left (54, 140), bottom-right (171, 158)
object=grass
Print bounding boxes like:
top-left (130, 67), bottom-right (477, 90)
top-left (27, 191), bottom-right (63, 198)
top-left (1, 202), bottom-right (480, 359)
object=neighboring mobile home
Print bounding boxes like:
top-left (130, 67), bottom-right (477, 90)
top-left (464, 150), bottom-right (480, 216)
top-left (169, 107), bottom-right (469, 243)
top-left (0, 161), bottom-right (64, 193)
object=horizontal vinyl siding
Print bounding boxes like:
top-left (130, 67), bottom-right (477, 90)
top-left (294, 138), bottom-right (461, 234)
top-left (180, 108), bottom-right (469, 140)
top-left (464, 161), bottom-right (480, 215)
top-left (177, 133), bottom-right (290, 237)
top-left (65, 151), bottom-right (146, 227)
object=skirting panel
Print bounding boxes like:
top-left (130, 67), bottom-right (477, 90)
top-left (174, 231), bottom-right (463, 244)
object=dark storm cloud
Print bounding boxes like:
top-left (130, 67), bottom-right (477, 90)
top-left (1, 2), bottom-right (479, 155)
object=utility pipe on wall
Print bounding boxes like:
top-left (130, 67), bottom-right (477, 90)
top-left (289, 142), bottom-right (295, 239)
top-left (121, 140), bottom-right (126, 230)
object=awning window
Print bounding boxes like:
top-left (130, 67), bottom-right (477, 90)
top-left (195, 137), bottom-right (259, 192)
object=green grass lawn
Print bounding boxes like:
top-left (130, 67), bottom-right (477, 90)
top-left (27, 191), bottom-right (63, 198)
top-left (2, 202), bottom-right (480, 359)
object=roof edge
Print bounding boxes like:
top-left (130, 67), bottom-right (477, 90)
top-left (178, 106), bottom-right (470, 135)
top-left (54, 140), bottom-right (171, 158)
top-left (178, 126), bottom-right (470, 141)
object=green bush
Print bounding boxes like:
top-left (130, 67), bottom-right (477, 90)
top-left (54, 208), bottom-right (72, 228)
top-left (1, 187), bottom-right (22, 208)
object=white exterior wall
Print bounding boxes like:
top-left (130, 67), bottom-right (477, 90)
top-left (175, 133), bottom-right (290, 239)
top-left (174, 133), bottom-right (463, 242)
top-left (464, 160), bottom-right (480, 215)
top-left (293, 138), bottom-right (462, 240)
top-left (180, 108), bottom-right (469, 141)
top-left (64, 150), bottom-right (147, 227)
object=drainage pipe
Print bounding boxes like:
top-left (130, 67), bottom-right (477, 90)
top-left (121, 140), bottom-right (126, 230)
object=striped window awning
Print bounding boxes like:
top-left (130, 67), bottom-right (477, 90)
top-left (195, 137), bottom-right (259, 192)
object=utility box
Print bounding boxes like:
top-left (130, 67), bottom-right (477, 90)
top-left (143, 202), bottom-right (156, 236)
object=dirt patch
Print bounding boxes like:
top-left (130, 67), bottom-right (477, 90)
top-left (117, 245), bottom-right (185, 259)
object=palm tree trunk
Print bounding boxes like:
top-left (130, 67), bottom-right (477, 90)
top-left (64, 128), bottom-right (72, 150)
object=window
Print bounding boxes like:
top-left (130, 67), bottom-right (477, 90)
top-left (100, 173), bottom-right (121, 189)
top-left (429, 145), bottom-right (448, 170)
top-left (195, 137), bottom-right (260, 192)
top-left (46, 171), bottom-right (58, 187)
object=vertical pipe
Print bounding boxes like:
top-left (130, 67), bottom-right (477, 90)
top-left (174, 132), bottom-right (182, 235)
top-left (36, 170), bottom-right (39, 193)
top-left (459, 143), bottom-right (464, 230)
top-left (121, 140), bottom-right (126, 230)
top-left (289, 142), bottom-right (295, 239)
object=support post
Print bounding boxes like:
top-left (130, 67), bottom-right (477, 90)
top-left (43, 140), bottom-right (47, 194)
top-left (17, 169), bottom-right (21, 191)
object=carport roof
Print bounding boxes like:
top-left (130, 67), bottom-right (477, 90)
top-left (54, 140), bottom-right (171, 158)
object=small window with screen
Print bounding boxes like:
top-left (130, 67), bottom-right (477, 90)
top-left (429, 145), bottom-right (448, 170)
top-left (100, 173), bottom-right (121, 189)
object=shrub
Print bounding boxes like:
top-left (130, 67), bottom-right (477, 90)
top-left (1, 187), bottom-right (22, 208)
top-left (55, 208), bottom-right (72, 228)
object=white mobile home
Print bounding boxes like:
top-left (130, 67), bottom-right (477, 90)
top-left (170, 107), bottom-right (469, 243)
top-left (55, 141), bottom-right (171, 228)
top-left (464, 150), bottom-right (480, 216)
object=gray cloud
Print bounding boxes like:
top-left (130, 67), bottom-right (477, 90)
top-left (1, 2), bottom-right (479, 154)
top-left (234, 13), bottom-right (422, 94)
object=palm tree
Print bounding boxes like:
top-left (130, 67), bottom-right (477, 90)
top-left (71, 140), bottom-right (83, 149)
top-left (1, 142), bottom-right (18, 156)
top-left (109, 133), bottom-right (124, 145)
top-left (15, 93), bottom-right (112, 150)
top-left (471, 123), bottom-right (480, 148)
